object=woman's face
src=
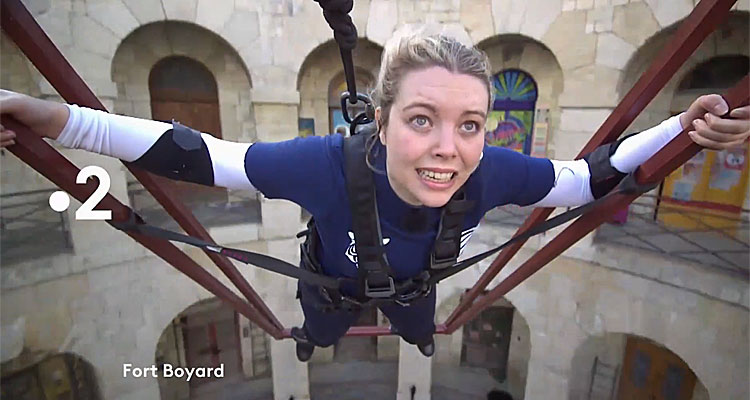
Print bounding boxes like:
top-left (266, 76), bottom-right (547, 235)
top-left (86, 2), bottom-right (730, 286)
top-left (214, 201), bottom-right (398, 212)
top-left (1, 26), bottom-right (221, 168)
top-left (377, 66), bottom-right (488, 207)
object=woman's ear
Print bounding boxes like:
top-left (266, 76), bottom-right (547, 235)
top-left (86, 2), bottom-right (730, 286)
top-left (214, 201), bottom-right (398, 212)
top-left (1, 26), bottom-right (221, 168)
top-left (375, 107), bottom-right (386, 145)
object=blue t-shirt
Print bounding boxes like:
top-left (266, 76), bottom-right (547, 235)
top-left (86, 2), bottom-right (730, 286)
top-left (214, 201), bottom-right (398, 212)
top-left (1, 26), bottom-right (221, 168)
top-left (245, 134), bottom-right (554, 282)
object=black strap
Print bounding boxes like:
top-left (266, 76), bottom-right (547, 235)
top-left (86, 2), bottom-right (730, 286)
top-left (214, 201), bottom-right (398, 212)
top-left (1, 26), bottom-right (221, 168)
top-left (110, 215), bottom-right (348, 290)
top-left (343, 134), bottom-right (396, 299)
top-left (313, 0), bottom-right (358, 102)
top-left (431, 189), bottom-right (474, 269)
top-left (110, 168), bottom-right (657, 308)
top-left (425, 172), bottom-right (658, 285)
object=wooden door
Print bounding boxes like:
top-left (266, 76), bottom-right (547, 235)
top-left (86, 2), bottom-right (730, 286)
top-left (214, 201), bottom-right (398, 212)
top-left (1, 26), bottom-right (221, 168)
top-left (149, 56), bottom-right (226, 205)
top-left (617, 337), bottom-right (696, 400)
top-left (182, 304), bottom-right (242, 391)
top-left (461, 306), bottom-right (514, 382)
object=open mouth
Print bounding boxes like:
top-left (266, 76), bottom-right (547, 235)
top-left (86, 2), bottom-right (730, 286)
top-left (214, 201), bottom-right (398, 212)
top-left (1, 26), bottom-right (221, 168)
top-left (417, 168), bottom-right (456, 184)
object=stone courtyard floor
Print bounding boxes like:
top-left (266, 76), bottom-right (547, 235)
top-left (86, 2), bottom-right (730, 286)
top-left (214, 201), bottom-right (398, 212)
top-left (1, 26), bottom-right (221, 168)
top-left (192, 360), bottom-right (509, 400)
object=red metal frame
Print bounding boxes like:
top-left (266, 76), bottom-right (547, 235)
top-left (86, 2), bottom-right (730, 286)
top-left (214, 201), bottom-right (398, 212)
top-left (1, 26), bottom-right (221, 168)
top-left (0, 0), bottom-right (282, 336)
top-left (446, 0), bottom-right (743, 329)
top-left (1, 0), bottom-right (746, 340)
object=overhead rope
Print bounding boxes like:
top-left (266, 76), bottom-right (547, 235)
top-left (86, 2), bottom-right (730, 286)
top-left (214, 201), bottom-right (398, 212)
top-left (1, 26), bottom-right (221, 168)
top-left (313, 0), bottom-right (374, 134)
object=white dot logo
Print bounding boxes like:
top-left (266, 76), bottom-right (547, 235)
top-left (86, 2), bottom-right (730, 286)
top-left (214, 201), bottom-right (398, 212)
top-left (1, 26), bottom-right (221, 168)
top-left (49, 191), bottom-right (71, 212)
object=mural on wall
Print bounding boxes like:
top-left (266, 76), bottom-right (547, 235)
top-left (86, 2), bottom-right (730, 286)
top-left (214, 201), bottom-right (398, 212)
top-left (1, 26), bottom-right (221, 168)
top-left (330, 109), bottom-right (349, 136)
top-left (485, 69), bottom-right (538, 155)
top-left (299, 118), bottom-right (315, 137)
top-left (660, 141), bottom-right (750, 236)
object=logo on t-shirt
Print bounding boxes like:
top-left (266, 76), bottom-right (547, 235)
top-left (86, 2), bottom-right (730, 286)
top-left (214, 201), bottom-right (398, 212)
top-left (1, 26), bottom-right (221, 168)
top-left (459, 225), bottom-right (477, 256)
top-left (345, 231), bottom-right (390, 266)
top-left (345, 225), bottom-right (479, 266)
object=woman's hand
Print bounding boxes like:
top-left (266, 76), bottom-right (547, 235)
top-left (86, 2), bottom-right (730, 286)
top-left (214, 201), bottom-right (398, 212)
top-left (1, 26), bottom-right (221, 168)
top-left (681, 94), bottom-right (750, 150)
top-left (0, 89), bottom-right (69, 148)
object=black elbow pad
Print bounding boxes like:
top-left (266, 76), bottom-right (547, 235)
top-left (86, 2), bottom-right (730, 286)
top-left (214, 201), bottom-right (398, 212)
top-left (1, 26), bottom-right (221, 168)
top-left (582, 132), bottom-right (638, 199)
top-left (130, 121), bottom-right (215, 186)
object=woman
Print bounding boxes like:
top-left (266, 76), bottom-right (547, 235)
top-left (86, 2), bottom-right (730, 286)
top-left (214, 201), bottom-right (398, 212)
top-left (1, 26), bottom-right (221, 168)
top-left (1, 35), bottom-right (748, 362)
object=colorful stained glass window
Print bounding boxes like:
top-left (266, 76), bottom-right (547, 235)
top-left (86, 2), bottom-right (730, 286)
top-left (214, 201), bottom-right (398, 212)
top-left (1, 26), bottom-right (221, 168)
top-left (485, 69), bottom-right (538, 154)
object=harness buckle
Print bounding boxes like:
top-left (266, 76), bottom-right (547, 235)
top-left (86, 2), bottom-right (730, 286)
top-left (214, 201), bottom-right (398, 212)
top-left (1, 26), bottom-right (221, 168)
top-left (364, 274), bottom-right (396, 298)
top-left (430, 252), bottom-right (457, 270)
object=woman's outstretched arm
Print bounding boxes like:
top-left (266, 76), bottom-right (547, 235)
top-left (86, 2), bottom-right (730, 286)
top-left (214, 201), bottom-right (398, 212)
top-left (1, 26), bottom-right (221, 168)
top-left (529, 95), bottom-right (749, 208)
top-left (0, 90), bottom-right (253, 191)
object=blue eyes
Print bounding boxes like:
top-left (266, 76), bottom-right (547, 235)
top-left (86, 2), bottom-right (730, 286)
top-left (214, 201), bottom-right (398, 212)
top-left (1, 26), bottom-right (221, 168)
top-left (409, 116), bottom-right (480, 134)
top-left (461, 121), bottom-right (479, 132)
top-left (413, 116), bottom-right (429, 127)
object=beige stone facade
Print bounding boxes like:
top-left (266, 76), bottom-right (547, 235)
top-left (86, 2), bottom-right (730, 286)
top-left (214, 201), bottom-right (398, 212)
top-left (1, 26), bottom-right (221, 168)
top-left (1, 1), bottom-right (748, 399)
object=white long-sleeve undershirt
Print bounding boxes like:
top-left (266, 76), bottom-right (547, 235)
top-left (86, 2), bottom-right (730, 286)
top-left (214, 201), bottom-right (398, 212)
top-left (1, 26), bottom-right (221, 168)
top-left (55, 105), bottom-right (684, 206)
top-left (530, 114), bottom-right (683, 207)
top-left (56, 104), bottom-right (254, 191)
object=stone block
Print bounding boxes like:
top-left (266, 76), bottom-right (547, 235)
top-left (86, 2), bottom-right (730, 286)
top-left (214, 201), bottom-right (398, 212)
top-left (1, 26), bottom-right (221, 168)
top-left (494, 0), bottom-right (559, 39)
top-left (644, 0), bottom-right (692, 28)
top-left (590, 5), bottom-right (614, 32)
top-left (596, 32), bottom-right (635, 70)
top-left (577, 0), bottom-right (595, 9)
top-left (71, 15), bottom-right (119, 57)
top-left (195, 0), bottom-right (234, 32)
top-left (559, 108), bottom-right (611, 132)
top-left (221, 11), bottom-right (260, 46)
top-left (612, 3), bottom-right (660, 47)
top-left (397, 340), bottom-right (432, 400)
top-left (121, 0), bottom-right (166, 24)
top-left (85, 1), bottom-right (139, 39)
top-left (563, 0), bottom-right (577, 11)
top-left (270, 339), bottom-right (309, 399)
top-left (542, 10), bottom-right (596, 70)
top-left (36, 9), bottom-right (74, 48)
top-left (162, 0), bottom-right (197, 22)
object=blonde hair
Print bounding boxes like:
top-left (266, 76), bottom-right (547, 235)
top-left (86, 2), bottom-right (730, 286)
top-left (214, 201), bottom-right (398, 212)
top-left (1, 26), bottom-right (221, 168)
top-left (366, 33), bottom-right (493, 170)
top-left (372, 33), bottom-right (492, 128)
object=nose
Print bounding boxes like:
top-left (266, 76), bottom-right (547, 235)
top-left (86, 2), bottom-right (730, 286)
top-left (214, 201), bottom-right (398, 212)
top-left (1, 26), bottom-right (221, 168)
top-left (432, 123), bottom-right (457, 159)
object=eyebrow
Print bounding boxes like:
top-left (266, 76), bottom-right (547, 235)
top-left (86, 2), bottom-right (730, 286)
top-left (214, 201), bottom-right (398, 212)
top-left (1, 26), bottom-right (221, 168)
top-left (402, 102), bottom-right (486, 119)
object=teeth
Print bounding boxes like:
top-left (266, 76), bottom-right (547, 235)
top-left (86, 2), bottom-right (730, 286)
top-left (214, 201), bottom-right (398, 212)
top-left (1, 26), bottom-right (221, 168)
top-left (419, 169), bottom-right (454, 182)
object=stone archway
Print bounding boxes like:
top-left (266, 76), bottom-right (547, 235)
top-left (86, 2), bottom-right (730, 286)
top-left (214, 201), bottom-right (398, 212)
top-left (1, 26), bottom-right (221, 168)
top-left (155, 297), bottom-right (272, 400)
top-left (1, 351), bottom-right (102, 399)
top-left (110, 21), bottom-right (259, 229)
top-left (476, 34), bottom-right (564, 159)
top-left (618, 11), bottom-right (749, 132)
top-left (569, 333), bottom-right (709, 400)
top-left (111, 20), bottom-right (255, 142)
top-left (433, 290), bottom-right (531, 400)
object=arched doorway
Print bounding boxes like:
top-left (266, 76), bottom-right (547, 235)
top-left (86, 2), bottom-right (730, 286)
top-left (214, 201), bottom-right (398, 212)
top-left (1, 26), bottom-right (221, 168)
top-left (432, 293), bottom-right (530, 399)
top-left (156, 298), bottom-right (272, 400)
top-left (570, 333), bottom-right (708, 400)
top-left (148, 55), bottom-right (228, 207)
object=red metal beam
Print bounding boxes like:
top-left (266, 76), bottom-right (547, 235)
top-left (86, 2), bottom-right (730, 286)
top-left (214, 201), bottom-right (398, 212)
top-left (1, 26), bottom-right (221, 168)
top-left (445, 0), bottom-right (739, 329)
top-left (2, 117), bottom-right (284, 339)
top-left (280, 324), bottom-right (449, 339)
top-left (1, 0), bottom-right (282, 331)
top-left (446, 76), bottom-right (749, 333)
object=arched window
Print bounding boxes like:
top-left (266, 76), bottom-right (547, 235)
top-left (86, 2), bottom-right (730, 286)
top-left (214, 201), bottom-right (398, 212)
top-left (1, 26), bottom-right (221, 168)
top-left (485, 69), bottom-right (538, 155)
top-left (678, 55), bottom-right (748, 90)
top-left (149, 56), bottom-right (222, 138)
top-left (328, 70), bottom-right (373, 136)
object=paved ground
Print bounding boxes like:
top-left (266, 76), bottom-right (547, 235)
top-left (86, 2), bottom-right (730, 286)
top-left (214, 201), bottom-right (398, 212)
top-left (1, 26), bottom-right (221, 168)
top-left (192, 361), bottom-right (510, 400)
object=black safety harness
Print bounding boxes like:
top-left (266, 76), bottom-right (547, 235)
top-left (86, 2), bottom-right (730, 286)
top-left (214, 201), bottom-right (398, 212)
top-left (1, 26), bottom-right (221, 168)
top-left (112, 0), bottom-right (658, 313)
